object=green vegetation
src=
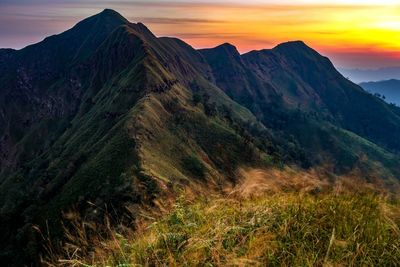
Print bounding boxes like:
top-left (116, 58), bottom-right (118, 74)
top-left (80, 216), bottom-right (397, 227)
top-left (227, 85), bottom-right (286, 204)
top-left (51, 185), bottom-right (400, 266)
top-left (2, 9), bottom-right (400, 266)
top-left (182, 155), bottom-right (206, 179)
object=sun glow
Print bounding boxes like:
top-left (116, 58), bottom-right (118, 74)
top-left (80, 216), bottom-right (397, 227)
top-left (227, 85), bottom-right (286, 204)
top-left (0, 0), bottom-right (399, 67)
top-left (376, 21), bottom-right (400, 31)
top-left (141, 2), bottom-right (400, 67)
top-left (307, 0), bottom-right (398, 4)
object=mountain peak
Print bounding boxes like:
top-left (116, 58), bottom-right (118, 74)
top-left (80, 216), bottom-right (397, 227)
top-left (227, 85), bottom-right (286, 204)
top-left (217, 43), bottom-right (240, 54)
top-left (219, 42), bottom-right (236, 48)
top-left (17, 8), bottom-right (130, 64)
top-left (99, 9), bottom-right (123, 17)
top-left (95, 8), bottom-right (128, 23)
top-left (275, 40), bottom-right (309, 50)
top-left (199, 42), bottom-right (242, 68)
top-left (199, 43), bottom-right (241, 59)
top-left (273, 40), bottom-right (322, 60)
top-left (100, 8), bottom-right (120, 14)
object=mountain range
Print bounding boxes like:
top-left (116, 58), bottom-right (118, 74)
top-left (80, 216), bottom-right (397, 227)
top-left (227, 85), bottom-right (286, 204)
top-left (1, 9), bottom-right (400, 265)
top-left (360, 79), bottom-right (400, 106)
top-left (340, 67), bottom-right (400, 83)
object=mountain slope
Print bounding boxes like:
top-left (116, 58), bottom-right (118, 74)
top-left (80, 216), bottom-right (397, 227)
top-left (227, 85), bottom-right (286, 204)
top-left (0, 9), bottom-right (130, 174)
top-left (200, 41), bottom-right (400, 174)
top-left (0, 10), bottom-right (279, 266)
top-left (61, 185), bottom-right (400, 266)
top-left (360, 79), bottom-right (400, 106)
top-left (0, 10), bottom-right (400, 266)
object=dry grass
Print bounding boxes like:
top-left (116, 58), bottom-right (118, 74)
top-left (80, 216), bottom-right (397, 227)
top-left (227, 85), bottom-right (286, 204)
top-left (231, 167), bottom-right (329, 198)
top-left (42, 168), bottom-right (400, 266)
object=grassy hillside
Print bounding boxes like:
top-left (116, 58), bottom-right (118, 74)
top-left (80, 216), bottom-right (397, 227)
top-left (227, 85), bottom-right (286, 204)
top-left (0, 15), bottom-right (284, 265)
top-left (2, 9), bottom-right (400, 266)
top-left (43, 169), bottom-right (400, 266)
top-left (200, 42), bottom-right (400, 178)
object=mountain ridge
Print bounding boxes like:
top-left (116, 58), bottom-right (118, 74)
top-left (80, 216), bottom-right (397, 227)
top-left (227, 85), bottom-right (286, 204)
top-left (202, 41), bottom-right (400, 155)
top-left (340, 66), bottom-right (400, 83)
top-left (360, 79), bottom-right (400, 106)
top-left (0, 9), bottom-right (400, 266)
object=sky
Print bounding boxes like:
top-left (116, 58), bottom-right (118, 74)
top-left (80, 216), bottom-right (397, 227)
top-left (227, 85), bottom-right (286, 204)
top-left (0, 0), bottom-right (399, 68)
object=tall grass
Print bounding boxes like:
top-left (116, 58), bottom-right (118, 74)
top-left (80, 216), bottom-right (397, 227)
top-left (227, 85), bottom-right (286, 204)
top-left (44, 183), bottom-right (400, 267)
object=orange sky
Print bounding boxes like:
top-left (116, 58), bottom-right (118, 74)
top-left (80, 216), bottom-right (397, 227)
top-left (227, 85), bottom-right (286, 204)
top-left (1, 1), bottom-right (399, 68)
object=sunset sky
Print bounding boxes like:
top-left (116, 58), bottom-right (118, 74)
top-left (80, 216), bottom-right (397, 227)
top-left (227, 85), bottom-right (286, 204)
top-left (0, 0), bottom-right (399, 68)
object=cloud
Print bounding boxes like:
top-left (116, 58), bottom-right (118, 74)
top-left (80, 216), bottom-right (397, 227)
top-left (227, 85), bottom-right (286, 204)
top-left (134, 17), bottom-right (226, 25)
top-left (0, 0), bottom-right (399, 67)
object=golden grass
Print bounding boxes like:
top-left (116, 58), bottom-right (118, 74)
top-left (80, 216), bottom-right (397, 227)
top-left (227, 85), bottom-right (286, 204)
top-left (42, 169), bottom-right (400, 267)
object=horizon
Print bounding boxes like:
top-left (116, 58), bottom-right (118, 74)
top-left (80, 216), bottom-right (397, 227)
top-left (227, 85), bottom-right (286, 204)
top-left (2, 2), bottom-right (400, 266)
top-left (1, 1), bottom-right (399, 69)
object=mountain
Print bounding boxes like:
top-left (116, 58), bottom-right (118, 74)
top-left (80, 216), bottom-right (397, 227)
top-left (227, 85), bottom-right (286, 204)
top-left (200, 41), bottom-right (400, 169)
top-left (0, 10), bottom-right (277, 265)
top-left (339, 66), bottom-right (400, 83)
top-left (360, 79), bottom-right (400, 106)
top-left (1, 10), bottom-right (400, 266)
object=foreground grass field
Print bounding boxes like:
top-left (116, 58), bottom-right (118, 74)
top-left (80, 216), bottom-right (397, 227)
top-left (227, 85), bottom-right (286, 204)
top-left (48, 177), bottom-right (400, 267)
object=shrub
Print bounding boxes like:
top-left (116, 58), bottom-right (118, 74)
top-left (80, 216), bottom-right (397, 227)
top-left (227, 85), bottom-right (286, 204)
top-left (182, 155), bottom-right (206, 178)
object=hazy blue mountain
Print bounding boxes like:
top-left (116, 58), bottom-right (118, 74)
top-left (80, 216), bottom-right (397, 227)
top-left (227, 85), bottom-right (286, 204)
top-left (1, 10), bottom-right (400, 266)
top-left (360, 79), bottom-right (400, 106)
top-left (339, 67), bottom-right (400, 83)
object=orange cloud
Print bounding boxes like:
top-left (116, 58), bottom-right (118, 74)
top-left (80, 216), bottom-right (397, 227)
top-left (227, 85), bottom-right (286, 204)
top-left (0, 1), bottom-right (399, 68)
top-left (125, 2), bottom-right (400, 67)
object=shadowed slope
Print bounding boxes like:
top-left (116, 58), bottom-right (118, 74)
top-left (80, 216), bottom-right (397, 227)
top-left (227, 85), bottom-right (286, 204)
top-left (0, 10), bottom-right (278, 266)
top-left (201, 41), bottom-right (400, 177)
top-left (0, 9), bottom-right (400, 266)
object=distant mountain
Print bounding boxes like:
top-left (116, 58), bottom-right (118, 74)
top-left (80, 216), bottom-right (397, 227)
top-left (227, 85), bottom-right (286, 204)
top-left (360, 79), bottom-right (400, 106)
top-left (339, 67), bottom-right (400, 83)
top-left (201, 41), bottom-right (400, 162)
top-left (1, 10), bottom-right (400, 266)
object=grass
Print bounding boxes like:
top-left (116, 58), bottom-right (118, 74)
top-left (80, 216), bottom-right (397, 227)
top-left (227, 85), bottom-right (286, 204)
top-left (182, 155), bottom-right (206, 179)
top-left (45, 180), bottom-right (400, 267)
